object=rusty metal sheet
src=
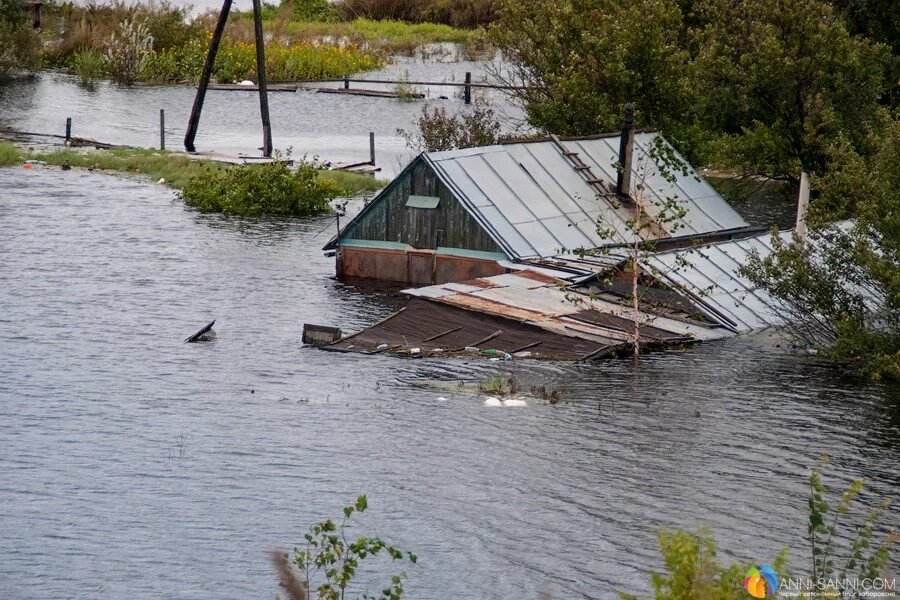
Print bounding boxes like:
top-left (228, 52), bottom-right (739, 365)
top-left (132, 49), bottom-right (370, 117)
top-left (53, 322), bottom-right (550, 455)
top-left (328, 298), bottom-right (623, 360)
top-left (439, 293), bottom-right (551, 323)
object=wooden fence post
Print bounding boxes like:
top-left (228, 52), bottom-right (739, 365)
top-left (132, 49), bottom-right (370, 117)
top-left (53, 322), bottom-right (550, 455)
top-left (65, 117), bottom-right (71, 143)
top-left (369, 131), bottom-right (375, 165)
top-left (464, 71), bottom-right (471, 104)
top-left (159, 109), bottom-right (165, 150)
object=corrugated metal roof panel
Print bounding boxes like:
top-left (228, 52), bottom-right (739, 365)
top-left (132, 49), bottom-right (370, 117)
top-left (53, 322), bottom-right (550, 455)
top-left (427, 132), bottom-right (747, 259)
top-left (647, 231), bottom-right (782, 332)
top-left (405, 270), bottom-right (734, 344)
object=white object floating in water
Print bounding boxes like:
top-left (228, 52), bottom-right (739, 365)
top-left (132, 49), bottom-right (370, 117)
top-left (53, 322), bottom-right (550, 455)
top-left (157, 178), bottom-right (166, 184)
top-left (239, 80), bottom-right (255, 86)
top-left (436, 396), bottom-right (448, 401)
top-left (483, 396), bottom-right (527, 407)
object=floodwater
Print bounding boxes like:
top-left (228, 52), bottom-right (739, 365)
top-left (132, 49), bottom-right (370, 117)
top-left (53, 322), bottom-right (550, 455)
top-left (1, 167), bottom-right (897, 600)
top-left (0, 56), bottom-right (522, 178)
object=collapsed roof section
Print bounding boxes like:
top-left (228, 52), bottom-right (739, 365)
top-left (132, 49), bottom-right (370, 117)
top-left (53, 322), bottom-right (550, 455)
top-left (321, 228), bottom-right (787, 360)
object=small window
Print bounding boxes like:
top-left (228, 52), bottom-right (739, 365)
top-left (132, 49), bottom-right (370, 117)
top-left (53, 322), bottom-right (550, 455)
top-left (406, 195), bottom-right (440, 209)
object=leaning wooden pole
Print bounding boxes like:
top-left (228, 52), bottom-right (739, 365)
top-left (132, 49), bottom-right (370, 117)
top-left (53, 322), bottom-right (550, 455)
top-left (184, 0), bottom-right (233, 152)
top-left (252, 0), bottom-right (273, 157)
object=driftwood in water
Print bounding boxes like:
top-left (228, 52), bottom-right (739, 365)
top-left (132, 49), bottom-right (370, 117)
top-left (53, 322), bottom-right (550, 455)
top-left (315, 88), bottom-right (424, 99)
top-left (186, 320), bottom-right (217, 343)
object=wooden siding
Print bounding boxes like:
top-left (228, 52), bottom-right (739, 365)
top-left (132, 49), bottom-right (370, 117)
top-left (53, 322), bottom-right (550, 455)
top-left (343, 158), bottom-right (503, 254)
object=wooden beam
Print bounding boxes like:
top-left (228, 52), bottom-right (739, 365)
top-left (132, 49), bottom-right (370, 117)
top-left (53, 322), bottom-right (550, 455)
top-left (251, 0), bottom-right (272, 157)
top-left (422, 326), bottom-right (463, 342)
top-left (184, 0), bottom-right (233, 152)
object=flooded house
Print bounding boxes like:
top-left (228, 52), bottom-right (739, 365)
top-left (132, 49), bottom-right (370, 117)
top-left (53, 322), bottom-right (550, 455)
top-left (323, 116), bottom-right (755, 285)
top-left (324, 228), bottom-right (786, 360)
top-left (319, 111), bottom-right (788, 360)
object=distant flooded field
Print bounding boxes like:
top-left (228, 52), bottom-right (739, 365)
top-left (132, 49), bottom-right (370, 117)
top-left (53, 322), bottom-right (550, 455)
top-left (0, 56), bottom-right (523, 178)
top-left (1, 167), bottom-right (897, 600)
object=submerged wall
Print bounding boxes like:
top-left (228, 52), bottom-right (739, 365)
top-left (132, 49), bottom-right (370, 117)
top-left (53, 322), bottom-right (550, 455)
top-left (337, 242), bottom-right (507, 285)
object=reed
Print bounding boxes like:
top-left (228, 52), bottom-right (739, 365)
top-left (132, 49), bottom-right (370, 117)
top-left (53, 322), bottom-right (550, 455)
top-left (0, 142), bottom-right (21, 167)
top-left (143, 36), bottom-right (384, 83)
top-left (68, 47), bottom-right (106, 85)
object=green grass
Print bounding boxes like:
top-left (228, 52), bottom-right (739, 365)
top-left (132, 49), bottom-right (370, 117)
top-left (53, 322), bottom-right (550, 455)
top-left (320, 168), bottom-right (385, 195)
top-left (23, 146), bottom-right (385, 198)
top-left (279, 18), bottom-right (483, 54)
top-left (28, 148), bottom-right (223, 189)
top-left (0, 142), bottom-right (22, 166)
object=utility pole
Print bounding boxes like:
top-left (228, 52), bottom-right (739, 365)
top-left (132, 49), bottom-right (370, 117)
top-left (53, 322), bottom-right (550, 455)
top-left (251, 0), bottom-right (272, 157)
top-left (184, 0), bottom-right (272, 157)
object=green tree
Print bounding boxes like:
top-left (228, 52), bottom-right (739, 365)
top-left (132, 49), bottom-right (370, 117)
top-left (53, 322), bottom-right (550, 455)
top-left (693, 0), bottom-right (893, 182)
top-left (0, 0), bottom-right (41, 76)
top-left (739, 119), bottom-right (899, 380)
top-left (489, 0), bottom-right (692, 136)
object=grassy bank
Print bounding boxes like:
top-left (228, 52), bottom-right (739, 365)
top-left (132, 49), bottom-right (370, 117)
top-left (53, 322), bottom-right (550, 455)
top-left (144, 35), bottom-right (385, 83)
top-left (38, 2), bottom-right (386, 84)
top-left (227, 16), bottom-right (486, 56)
top-left (1, 142), bottom-right (385, 216)
top-left (32, 2), bottom-right (487, 85)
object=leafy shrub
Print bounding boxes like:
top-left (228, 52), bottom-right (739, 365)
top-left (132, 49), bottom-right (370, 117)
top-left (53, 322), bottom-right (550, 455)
top-left (0, 0), bottom-right (26, 27)
top-left (286, 0), bottom-right (338, 21)
top-left (337, 0), bottom-right (496, 27)
top-left (104, 17), bottom-right (154, 84)
top-left (69, 47), bottom-right (106, 85)
top-left (622, 457), bottom-right (895, 600)
top-left (180, 158), bottom-right (336, 217)
top-left (0, 21), bottom-right (41, 76)
top-left (137, 1), bottom-right (204, 52)
top-left (398, 101), bottom-right (501, 152)
top-left (273, 495), bottom-right (417, 600)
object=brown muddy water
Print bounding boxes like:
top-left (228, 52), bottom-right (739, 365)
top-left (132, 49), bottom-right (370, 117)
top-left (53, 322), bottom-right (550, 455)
top-left (0, 167), bottom-right (897, 600)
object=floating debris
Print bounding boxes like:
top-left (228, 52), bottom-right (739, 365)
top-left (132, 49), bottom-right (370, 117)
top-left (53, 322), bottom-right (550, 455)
top-left (185, 320), bottom-right (216, 343)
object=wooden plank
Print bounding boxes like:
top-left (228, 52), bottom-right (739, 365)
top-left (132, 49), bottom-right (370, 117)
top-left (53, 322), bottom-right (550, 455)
top-left (581, 344), bottom-right (619, 360)
top-left (315, 87), bottom-right (424, 99)
top-left (467, 329), bottom-right (502, 348)
top-left (509, 341), bottom-right (542, 353)
top-left (422, 326), bottom-right (463, 342)
top-left (207, 83), bottom-right (297, 92)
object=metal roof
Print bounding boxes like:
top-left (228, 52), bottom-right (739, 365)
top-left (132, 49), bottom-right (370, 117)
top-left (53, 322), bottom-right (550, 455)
top-left (425, 132), bottom-right (748, 260)
top-left (404, 270), bottom-right (733, 343)
top-left (646, 231), bottom-right (783, 333)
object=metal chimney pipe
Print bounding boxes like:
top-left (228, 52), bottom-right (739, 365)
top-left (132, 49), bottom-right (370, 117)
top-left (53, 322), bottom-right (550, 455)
top-left (616, 103), bottom-right (635, 198)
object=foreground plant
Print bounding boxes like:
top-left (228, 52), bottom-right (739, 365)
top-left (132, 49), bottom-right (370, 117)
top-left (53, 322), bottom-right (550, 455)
top-left (623, 458), bottom-right (895, 599)
top-left (273, 495), bottom-right (417, 600)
